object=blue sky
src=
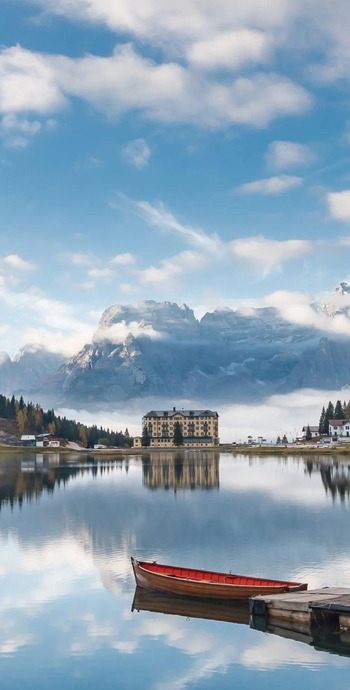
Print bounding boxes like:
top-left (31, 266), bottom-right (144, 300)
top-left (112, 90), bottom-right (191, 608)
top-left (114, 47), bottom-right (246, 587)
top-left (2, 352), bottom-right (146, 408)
top-left (2, 0), bottom-right (350, 355)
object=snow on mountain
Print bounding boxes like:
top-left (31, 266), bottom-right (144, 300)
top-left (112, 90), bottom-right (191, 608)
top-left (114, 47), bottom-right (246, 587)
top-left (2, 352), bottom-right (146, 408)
top-left (332, 282), bottom-right (350, 295)
top-left (4, 287), bottom-right (350, 408)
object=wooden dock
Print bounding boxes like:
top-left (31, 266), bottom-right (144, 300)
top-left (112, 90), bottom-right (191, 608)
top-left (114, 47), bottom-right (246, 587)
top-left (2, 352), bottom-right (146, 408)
top-left (249, 588), bottom-right (350, 631)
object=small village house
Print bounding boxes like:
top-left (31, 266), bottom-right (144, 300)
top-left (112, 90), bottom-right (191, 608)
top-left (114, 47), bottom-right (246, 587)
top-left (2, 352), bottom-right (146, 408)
top-left (329, 420), bottom-right (350, 439)
top-left (35, 433), bottom-right (60, 448)
top-left (302, 426), bottom-right (319, 439)
top-left (21, 434), bottom-right (36, 446)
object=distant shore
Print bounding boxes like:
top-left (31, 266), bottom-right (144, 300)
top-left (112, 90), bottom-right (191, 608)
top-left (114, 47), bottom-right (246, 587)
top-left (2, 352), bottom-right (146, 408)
top-left (1, 442), bottom-right (350, 457)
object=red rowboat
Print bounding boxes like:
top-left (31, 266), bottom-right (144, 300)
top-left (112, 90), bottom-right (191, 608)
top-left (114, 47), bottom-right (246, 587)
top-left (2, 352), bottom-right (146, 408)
top-left (131, 558), bottom-right (307, 600)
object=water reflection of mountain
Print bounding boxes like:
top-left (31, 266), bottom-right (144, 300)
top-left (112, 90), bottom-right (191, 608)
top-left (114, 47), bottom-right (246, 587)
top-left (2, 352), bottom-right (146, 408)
top-left (305, 460), bottom-right (350, 503)
top-left (141, 452), bottom-right (219, 491)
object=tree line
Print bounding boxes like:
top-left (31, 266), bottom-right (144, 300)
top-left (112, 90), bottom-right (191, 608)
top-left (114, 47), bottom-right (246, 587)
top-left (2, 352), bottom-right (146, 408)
top-left (0, 393), bottom-right (132, 448)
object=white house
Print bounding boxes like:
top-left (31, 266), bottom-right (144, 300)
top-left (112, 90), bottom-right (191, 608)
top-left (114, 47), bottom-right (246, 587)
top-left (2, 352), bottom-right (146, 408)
top-left (302, 426), bottom-right (319, 438)
top-left (329, 420), bottom-right (350, 438)
top-left (21, 434), bottom-right (36, 446)
top-left (36, 433), bottom-right (60, 448)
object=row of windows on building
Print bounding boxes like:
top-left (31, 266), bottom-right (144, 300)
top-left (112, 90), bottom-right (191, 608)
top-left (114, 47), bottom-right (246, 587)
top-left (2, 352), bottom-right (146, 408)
top-left (152, 439), bottom-right (212, 445)
top-left (147, 423), bottom-right (217, 430)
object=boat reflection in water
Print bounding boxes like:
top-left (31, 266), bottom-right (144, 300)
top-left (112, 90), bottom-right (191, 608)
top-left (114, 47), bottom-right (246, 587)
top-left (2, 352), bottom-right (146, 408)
top-left (132, 586), bottom-right (350, 662)
top-left (132, 586), bottom-right (250, 625)
top-left (142, 451), bottom-right (219, 491)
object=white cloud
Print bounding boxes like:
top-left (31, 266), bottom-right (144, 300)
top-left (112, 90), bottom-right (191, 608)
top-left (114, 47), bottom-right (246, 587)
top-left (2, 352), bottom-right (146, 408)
top-left (327, 190), bottom-right (350, 221)
top-left (0, 281), bottom-right (96, 354)
top-left (93, 320), bottom-right (163, 343)
top-left (138, 250), bottom-right (207, 284)
top-left (0, 113), bottom-right (42, 148)
top-left (122, 138), bottom-right (150, 167)
top-left (133, 198), bottom-right (223, 254)
top-left (188, 29), bottom-right (271, 70)
top-left (265, 140), bottom-right (315, 169)
top-left (218, 387), bottom-right (346, 443)
top-left (87, 267), bottom-right (114, 280)
top-left (1, 254), bottom-right (36, 271)
top-left (265, 289), bottom-right (350, 336)
top-left (17, 326), bottom-right (94, 356)
top-left (16, 0), bottom-right (294, 43)
top-left (111, 253), bottom-right (135, 265)
top-left (79, 281), bottom-right (95, 290)
top-left (68, 252), bottom-right (96, 267)
top-left (119, 283), bottom-right (139, 294)
top-left (0, 45), bottom-right (311, 130)
top-left (236, 174), bottom-right (302, 194)
top-left (0, 46), bottom-right (66, 114)
top-left (230, 236), bottom-right (313, 274)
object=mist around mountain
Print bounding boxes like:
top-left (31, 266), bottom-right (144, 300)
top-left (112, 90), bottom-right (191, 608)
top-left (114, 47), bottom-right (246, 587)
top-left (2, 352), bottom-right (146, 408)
top-left (2, 283), bottom-right (350, 409)
top-left (0, 345), bottom-right (65, 400)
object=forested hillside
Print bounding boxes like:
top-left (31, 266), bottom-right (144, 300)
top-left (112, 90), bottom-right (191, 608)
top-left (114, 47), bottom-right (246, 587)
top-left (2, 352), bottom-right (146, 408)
top-left (0, 394), bottom-right (132, 448)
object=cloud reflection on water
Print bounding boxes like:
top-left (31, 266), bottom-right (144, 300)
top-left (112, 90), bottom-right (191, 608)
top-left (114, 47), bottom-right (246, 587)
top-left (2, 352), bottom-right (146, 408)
top-left (0, 453), bottom-right (350, 688)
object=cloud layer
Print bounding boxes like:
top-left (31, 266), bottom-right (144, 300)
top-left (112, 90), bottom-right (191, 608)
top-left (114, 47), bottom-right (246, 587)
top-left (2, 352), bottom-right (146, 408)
top-left (0, 45), bottom-right (311, 130)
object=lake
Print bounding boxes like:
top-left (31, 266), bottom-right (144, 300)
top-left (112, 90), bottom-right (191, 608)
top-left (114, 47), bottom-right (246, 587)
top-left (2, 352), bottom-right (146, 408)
top-left (1, 450), bottom-right (350, 689)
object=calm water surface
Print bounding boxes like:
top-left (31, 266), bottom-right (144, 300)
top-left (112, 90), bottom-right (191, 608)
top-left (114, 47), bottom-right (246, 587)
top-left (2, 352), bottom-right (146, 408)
top-left (1, 450), bottom-right (350, 689)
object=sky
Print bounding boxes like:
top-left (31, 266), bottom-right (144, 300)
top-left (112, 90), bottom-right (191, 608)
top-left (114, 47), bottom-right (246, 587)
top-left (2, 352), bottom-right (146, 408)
top-left (3, 1), bottom-right (350, 356)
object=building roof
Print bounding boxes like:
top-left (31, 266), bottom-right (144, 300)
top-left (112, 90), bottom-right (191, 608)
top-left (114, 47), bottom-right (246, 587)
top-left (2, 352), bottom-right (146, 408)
top-left (302, 426), bottom-right (318, 432)
top-left (144, 409), bottom-right (218, 418)
top-left (21, 434), bottom-right (35, 441)
top-left (329, 419), bottom-right (350, 426)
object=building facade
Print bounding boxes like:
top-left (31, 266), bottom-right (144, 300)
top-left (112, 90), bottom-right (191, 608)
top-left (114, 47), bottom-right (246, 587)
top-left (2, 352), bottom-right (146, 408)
top-left (329, 419), bottom-right (350, 438)
top-left (134, 407), bottom-right (219, 448)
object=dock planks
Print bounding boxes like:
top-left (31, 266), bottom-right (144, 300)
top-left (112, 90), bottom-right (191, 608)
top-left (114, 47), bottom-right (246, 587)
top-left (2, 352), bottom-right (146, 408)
top-left (249, 587), bottom-right (350, 630)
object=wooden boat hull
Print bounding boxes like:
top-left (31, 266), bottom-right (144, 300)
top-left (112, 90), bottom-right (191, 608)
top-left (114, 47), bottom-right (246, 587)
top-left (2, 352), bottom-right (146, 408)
top-left (131, 558), bottom-right (307, 600)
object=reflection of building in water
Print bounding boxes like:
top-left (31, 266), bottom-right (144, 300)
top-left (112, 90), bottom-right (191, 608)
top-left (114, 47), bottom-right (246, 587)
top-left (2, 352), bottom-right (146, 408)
top-left (305, 460), bottom-right (350, 503)
top-left (142, 452), bottom-right (219, 491)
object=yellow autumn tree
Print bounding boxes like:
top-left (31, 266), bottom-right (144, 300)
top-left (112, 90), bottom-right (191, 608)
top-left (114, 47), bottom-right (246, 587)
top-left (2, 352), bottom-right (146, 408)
top-left (79, 426), bottom-right (88, 448)
top-left (48, 421), bottom-right (56, 435)
top-left (17, 407), bottom-right (28, 434)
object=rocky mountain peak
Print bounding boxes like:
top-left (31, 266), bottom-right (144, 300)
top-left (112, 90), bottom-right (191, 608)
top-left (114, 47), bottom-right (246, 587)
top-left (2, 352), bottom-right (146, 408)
top-left (332, 282), bottom-right (350, 295)
top-left (98, 300), bottom-right (199, 339)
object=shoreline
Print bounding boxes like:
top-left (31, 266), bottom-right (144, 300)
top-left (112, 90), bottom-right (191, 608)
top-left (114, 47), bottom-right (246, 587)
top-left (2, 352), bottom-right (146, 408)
top-left (1, 443), bottom-right (350, 457)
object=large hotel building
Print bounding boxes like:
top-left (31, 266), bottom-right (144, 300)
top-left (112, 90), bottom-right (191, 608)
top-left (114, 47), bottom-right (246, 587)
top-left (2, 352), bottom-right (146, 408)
top-left (133, 407), bottom-right (219, 448)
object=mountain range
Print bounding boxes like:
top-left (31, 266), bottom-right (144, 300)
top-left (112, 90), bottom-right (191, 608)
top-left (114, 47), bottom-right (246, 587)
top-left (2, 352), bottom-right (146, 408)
top-left (2, 284), bottom-right (350, 409)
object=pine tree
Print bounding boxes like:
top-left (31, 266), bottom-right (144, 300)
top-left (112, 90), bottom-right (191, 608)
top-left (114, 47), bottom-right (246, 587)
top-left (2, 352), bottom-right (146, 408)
top-left (334, 400), bottom-right (344, 420)
top-left (8, 395), bottom-right (16, 419)
top-left (141, 424), bottom-right (151, 447)
top-left (319, 407), bottom-right (325, 434)
top-left (305, 425), bottom-right (312, 441)
top-left (173, 421), bottom-right (184, 447)
top-left (324, 401), bottom-right (335, 435)
top-left (276, 436), bottom-right (281, 445)
top-left (345, 401), bottom-right (350, 419)
top-left (282, 434), bottom-right (288, 445)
